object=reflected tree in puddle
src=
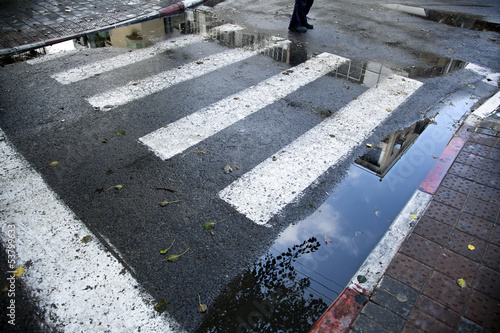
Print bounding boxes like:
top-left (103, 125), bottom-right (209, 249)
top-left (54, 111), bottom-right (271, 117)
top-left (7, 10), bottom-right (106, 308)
top-left (197, 237), bottom-right (327, 333)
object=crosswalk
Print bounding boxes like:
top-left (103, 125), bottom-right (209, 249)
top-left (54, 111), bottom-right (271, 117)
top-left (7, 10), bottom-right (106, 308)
top-left (44, 26), bottom-right (424, 225)
top-left (51, 34), bottom-right (206, 85)
top-left (139, 52), bottom-right (348, 160)
top-left (4, 14), bottom-right (498, 331)
top-left (11, 17), bottom-right (500, 331)
top-left (219, 76), bottom-right (422, 224)
top-left (0, 128), bottom-right (182, 332)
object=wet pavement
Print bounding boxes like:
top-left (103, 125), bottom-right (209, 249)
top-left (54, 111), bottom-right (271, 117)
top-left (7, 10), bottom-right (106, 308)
top-left (384, 4), bottom-right (500, 32)
top-left (193, 72), bottom-right (498, 332)
top-left (0, 0), bottom-right (499, 332)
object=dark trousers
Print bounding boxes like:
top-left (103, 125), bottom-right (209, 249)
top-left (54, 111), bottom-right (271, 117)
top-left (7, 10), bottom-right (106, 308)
top-left (289, 0), bottom-right (314, 28)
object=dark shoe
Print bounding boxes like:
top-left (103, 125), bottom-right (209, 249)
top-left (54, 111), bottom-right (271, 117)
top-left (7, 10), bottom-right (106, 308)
top-left (288, 26), bottom-right (307, 33)
top-left (302, 23), bottom-right (314, 29)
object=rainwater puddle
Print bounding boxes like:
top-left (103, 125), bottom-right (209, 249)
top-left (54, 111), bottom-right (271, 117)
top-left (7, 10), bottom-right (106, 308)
top-left (384, 4), bottom-right (500, 32)
top-left (5, 7), bottom-right (469, 84)
top-left (198, 94), bottom-right (477, 332)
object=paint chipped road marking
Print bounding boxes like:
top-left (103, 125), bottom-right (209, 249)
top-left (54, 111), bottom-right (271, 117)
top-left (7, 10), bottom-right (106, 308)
top-left (87, 46), bottom-right (264, 110)
top-left (51, 34), bottom-right (205, 84)
top-left (139, 52), bottom-right (348, 160)
top-left (0, 129), bottom-right (183, 332)
top-left (219, 75), bottom-right (423, 224)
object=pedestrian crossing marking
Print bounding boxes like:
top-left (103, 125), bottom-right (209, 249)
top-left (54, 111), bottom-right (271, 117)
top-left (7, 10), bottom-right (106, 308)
top-left (87, 47), bottom-right (264, 110)
top-left (0, 129), bottom-right (182, 332)
top-left (139, 52), bottom-right (348, 160)
top-left (219, 75), bottom-right (423, 224)
top-left (51, 34), bottom-right (205, 84)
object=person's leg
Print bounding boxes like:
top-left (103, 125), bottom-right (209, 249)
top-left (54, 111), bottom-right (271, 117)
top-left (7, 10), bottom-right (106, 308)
top-left (304, 0), bottom-right (314, 16)
top-left (289, 0), bottom-right (307, 32)
top-left (289, 0), bottom-right (304, 27)
top-left (302, 0), bottom-right (314, 29)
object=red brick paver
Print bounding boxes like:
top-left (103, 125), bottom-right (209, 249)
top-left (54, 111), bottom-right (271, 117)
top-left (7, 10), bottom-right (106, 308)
top-left (394, 130), bottom-right (500, 331)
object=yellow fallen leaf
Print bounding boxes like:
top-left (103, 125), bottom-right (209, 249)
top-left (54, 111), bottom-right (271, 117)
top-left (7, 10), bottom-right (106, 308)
top-left (396, 295), bottom-right (408, 302)
top-left (48, 161), bottom-right (59, 167)
top-left (13, 267), bottom-right (24, 277)
top-left (457, 278), bottom-right (467, 289)
top-left (366, 143), bottom-right (372, 148)
top-left (409, 214), bottom-right (418, 220)
top-left (106, 184), bottom-right (123, 191)
top-left (468, 243), bottom-right (475, 251)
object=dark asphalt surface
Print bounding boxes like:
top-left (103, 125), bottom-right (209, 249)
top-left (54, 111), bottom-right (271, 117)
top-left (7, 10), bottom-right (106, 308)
top-left (0, 0), bottom-right (499, 332)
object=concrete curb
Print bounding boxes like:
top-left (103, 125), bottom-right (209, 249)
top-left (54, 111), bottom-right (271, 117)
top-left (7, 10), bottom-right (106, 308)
top-left (310, 89), bottom-right (500, 332)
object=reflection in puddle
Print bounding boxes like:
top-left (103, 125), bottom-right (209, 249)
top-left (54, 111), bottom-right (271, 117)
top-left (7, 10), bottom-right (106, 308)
top-left (203, 95), bottom-right (475, 331)
top-left (9, 7), bottom-right (469, 84)
top-left (197, 238), bottom-right (328, 333)
top-left (384, 4), bottom-right (500, 32)
top-left (356, 119), bottom-right (430, 178)
top-left (332, 55), bottom-right (467, 88)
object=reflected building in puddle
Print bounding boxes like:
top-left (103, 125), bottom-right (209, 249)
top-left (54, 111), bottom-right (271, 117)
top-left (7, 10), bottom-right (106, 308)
top-left (27, 6), bottom-right (469, 81)
top-left (330, 55), bottom-right (467, 88)
top-left (355, 119), bottom-right (430, 178)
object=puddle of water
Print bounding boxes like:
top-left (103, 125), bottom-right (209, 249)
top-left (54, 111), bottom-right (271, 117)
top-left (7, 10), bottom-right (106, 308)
top-left (4, 7), bottom-right (469, 83)
top-left (384, 4), bottom-right (500, 32)
top-left (196, 237), bottom-right (328, 333)
top-left (198, 94), bottom-right (476, 332)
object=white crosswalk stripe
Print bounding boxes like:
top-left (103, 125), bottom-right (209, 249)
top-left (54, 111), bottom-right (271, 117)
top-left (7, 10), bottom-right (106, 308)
top-left (0, 129), bottom-right (183, 332)
top-left (218, 75), bottom-right (423, 224)
top-left (3, 27), bottom-right (430, 331)
top-left (49, 24), bottom-right (245, 85)
top-left (88, 47), bottom-right (263, 110)
top-left (51, 34), bottom-right (205, 85)
top-left (139, 52), bottom-right (349, 160)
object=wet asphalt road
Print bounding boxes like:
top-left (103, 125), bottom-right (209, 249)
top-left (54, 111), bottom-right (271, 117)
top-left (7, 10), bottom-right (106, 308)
top-left (0, 0), bottom-right (499, 332)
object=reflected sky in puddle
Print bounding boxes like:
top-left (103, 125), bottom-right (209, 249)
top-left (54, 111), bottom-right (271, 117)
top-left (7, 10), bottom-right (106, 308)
top-left (200, 93), bottom-right (477, 331)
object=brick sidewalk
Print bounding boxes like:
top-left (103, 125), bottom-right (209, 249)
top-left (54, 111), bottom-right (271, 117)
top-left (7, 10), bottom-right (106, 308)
top-left (349, 112), bottom-right (500, 332)
top-left (0, 0), bottom-right (174, 49)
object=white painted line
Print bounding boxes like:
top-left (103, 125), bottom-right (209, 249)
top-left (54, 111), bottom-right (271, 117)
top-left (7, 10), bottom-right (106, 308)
top-left (382, 4), bottom-right (427, 17)
top-left (219, 75), bottom-right (423, 224)
top-left (51, 34), bottom-right (205, 84)
top-left (348, 190), bottom-right (432, 294)
top-left (139, 52), bottom-right (348, 160)
top-left (465, 90), bottom-right (500, 126)
top-left (466, 63), bottom-right (500, 87)
top-left (0, 129), bottom-right (183, 332)
top-left (88, 47), bottom-right (262, 110)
